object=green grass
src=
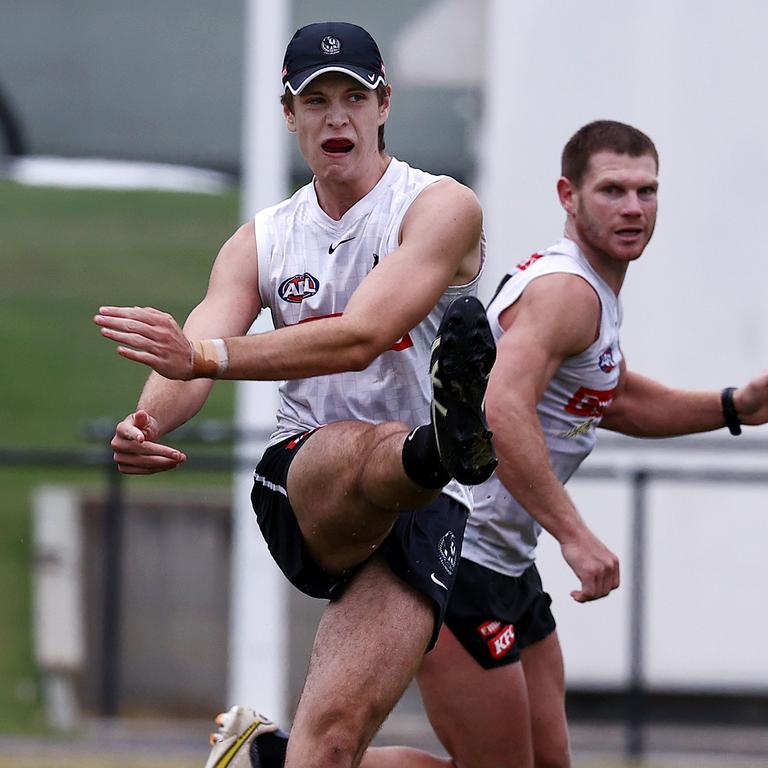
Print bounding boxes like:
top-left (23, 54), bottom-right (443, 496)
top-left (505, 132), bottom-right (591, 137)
top-left (0, 181), bottom-right (240, 447)
top-left (0, 180), bottom-right (240, 732)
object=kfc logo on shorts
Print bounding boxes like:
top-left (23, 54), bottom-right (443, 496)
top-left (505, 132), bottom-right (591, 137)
top-left (438, 531), bottom-right (457, 575)
top-left (598, 347), bottom-right (617, 373)
top-left (488, 623), bottom-right (516, 659)
top-left (279, 273), bottom-right (320, 303)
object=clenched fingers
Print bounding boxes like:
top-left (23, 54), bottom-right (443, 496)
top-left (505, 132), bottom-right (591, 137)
top-left (571, 556), bottom-right (620, 602)
top-left (562, 537), bottom-right (620, 603)
top-left (112, 439), bottom-right (187, 474)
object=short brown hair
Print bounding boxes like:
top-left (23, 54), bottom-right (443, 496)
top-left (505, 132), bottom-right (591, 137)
top-left (562, 120), bottom-right (658, 187)
top-left (281, 83), bottom-right (389, 152)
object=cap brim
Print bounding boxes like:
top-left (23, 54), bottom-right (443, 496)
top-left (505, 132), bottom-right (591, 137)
top-left (284, 65), bottom-right (386, 95)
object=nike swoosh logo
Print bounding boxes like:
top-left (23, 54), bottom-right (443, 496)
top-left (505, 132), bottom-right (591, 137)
top-left (430, 572), bottom-right (448, 590)
top-left (328, 236), bottom-right (356, 254)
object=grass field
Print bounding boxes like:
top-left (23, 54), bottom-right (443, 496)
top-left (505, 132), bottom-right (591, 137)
top-left (0, 179), bottom-right (240, 732)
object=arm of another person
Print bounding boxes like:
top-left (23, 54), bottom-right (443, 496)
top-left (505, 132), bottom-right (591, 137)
top-left (95, 179), bottom-right (483, 381)
top-left (101, 222), bottom-right (263, 473)
top-left (600, 367), bottom-right (768, 436)
top-left (485, 274), bottom-right (620, 602)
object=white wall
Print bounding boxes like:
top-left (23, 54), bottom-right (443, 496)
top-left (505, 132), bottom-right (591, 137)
top-left (536, 461), bottom-right (768, 690)
top-left (479, 0), bottom-right (768, 689)
top-left (479, 0), bottom-right (768, 385)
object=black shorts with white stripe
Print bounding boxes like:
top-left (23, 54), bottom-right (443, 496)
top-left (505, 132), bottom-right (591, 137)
top-left (251, 430), bottom-right (470, 648)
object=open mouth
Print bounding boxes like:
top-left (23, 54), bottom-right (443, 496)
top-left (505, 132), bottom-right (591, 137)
top-left (615, 227), bottom-right (643, 238)
top-left (322, 139), bottom-right (354, 154)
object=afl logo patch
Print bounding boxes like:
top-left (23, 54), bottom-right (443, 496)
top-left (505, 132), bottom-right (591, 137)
top-left (279, 273), bottom-right (320, 303)
top-left (598, 347), bottom-right (616, 373)
top-left (438, 531), bottom-right (457, 575)
top-left (321, 35), bottom-right (341, 55)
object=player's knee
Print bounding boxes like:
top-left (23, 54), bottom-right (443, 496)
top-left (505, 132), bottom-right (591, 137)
top-left (303, 701), bottom-right (378, 767)
top-left (533, 739), bottom-right (570, 768)
top-left (301, 724), bottom-right (359, 767)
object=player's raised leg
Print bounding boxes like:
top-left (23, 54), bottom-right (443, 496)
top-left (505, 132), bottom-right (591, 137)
top-left (283, 295), bottom-right (497, 575)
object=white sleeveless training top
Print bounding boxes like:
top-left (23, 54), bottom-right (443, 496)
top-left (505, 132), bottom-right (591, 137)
top-left (461, 238), bottom-right (623, 576)
top-left (255, 157), bottom-right (484, 509)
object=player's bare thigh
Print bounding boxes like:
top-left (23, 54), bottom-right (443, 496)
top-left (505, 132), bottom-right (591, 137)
top-left (417, 626), bottom-right (535, 768)
top-left (286, 420), bottom-right (435, 573)
top-left (520, 631), bottom-right (570, 768)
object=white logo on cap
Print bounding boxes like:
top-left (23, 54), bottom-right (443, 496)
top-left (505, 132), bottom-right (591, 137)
top-left (321, 36), bottom-right (341, 55)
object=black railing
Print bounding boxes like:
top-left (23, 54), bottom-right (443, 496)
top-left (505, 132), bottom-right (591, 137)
top-left (1, 428), bottom-right (265, 718)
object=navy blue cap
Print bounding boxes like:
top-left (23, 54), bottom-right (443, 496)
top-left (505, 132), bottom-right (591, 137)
top-left (282, 21), bottom-right (387, 95)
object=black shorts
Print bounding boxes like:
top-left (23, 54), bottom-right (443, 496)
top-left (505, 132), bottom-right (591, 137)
top-left (251, 431), bottom-right (470, 648)
top-left (444, 558), bottom-right (556, 668)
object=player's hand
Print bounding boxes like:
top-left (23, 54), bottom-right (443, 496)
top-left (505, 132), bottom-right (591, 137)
top-left (560, 529), bottom-right (620, 603)
top-left (94, 306), bottom-right (194, 380)
top-left (734, 371), bottom-right (768, 426)
top-left (110, 410), bottom-right (187, 474)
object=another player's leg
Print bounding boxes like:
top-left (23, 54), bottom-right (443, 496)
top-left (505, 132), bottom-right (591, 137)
top-left (520, 631), bottom-right (571, 768)
top-left (361, 625), bottom-right (536, 768)
top-left (362, 559), bottom-right (562, 768)
top-left (420, 626), bottom-right (535, 768)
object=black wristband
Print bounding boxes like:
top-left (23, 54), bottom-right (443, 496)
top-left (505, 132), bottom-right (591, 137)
top-left (721, 387), bottom-right (742, 436)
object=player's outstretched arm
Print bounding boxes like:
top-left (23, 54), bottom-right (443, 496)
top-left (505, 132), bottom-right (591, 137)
top-left (486, 275), bottom-right (620, 602)
top-left (97, 222), bottom-right (263, 473)
top-left (601, 368), bottom-right (768, 436)
top-left (94, 179), bottom-right (483, 383)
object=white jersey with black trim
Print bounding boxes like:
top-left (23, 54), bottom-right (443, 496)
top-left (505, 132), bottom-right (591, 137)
top-left (255, 156), bottom-right (484, 509)
top-left (462, 237), bottom-right (623, 576)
